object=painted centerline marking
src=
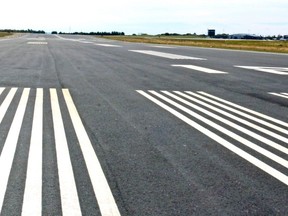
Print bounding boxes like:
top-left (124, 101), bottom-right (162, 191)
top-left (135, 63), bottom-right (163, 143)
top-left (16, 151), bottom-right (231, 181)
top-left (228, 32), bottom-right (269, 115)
top-left (79, 41), bottom-right (94, 44)
top-left (130, 50), bottom-right (206, 60)
top-left (27, 41), bottom-right (48, 44)
top-left (149, 45), bottom-right (174, 49)
top-left (95, 44), bottom-right (122, 47)
top-left (172, 65), bottom-right (228, 74)
top-left (235, 66), bottom-right (288, 75)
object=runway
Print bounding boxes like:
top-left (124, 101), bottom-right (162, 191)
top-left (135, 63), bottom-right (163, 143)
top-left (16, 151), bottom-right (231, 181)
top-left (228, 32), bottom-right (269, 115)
top-left (0, 34), bottom-right (287, 215)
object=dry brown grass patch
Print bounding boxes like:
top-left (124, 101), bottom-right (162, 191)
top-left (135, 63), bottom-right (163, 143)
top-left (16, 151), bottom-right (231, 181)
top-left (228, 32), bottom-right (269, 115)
top-left (103, 36), bottom-right (288, 53)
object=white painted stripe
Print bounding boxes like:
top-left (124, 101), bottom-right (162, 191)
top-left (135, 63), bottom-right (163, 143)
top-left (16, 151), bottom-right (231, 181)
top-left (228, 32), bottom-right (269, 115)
top-left (149, 45), bottom-right (174, 48)
top-left (137, 90), bottom-right (288, 186)
top-left (184, 92), bottom-right (288, 145)
top-left (26, 38), bottom-right (46, 41)
top-left (22, 89), bottom-right (43, 216)
top-left (0, 39), bottom-right (11, 42)
top-left (54, 35), bottom-right (82, 42)
top-left (235, 66), bottom-right (288, 75)
top-left (159, 91), bottom-right (288, 168)
top-left (198, 91), bottom-right (288, 128)
top-left (27, 42), bottom-right (48, 45)
top-left (63, 89), bottom-right (121, 216)
top-left (0, 88), bottom-right (17, 124)
top-left (130, 50), bottom-right (206, 60)
top-left (172, 65), bottom-right (228, 74)
top-left (269, 92), bottom-right (288, 99)
top-left (50, 89), bottom-right (82, 216)
top-left (0, 88), bottom-right (30, 212)
top-left (282, 93), bottom-right (288, 96)
top-left (79, 41), bottom-right (94, 44)
top-left (95, 44), bottom-right (121, 47)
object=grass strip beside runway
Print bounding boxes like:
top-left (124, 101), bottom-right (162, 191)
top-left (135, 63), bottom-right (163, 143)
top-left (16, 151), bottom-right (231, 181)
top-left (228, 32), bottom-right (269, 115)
top-left (103, 35), bottom-right (288, 53)
top-left (0, 32), bottom-right (13, 38)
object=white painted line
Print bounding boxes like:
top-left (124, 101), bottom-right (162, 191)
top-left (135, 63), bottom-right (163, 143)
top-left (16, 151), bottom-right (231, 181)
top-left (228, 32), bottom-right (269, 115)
top-left (137, 90), bottom-right (288, 186)
top-left (282, 93), bottom-right (288, 96)
top-left (0, 88), bottom-right (30, 212)
top-left (165, 91), bottom-right (288, 156)
top-left (27, 42), bottom-right (48, 45)
top-left (63, 89), bottom-right (121, 216)
top-left (22, 89), bottom-right (43, 216)
top-left (26, 38), bottom-right (46, 41)
top-left (198, 91), bottom-right (288, 128)
top-left (149, 45), bottom-right (174, 49)
top-left (130, 50), bottom-right (206, 60)
top-left (0, 88), bottom-right (4, 96)
top-left (0, 88), bottom-right (17, 124)
top-left (235, 66), bottom-right (288, 75)
top-left (269, 92), bottom-right (288, 99)
top-left (172, 65), bottom-right (228, 74)
top-left (79, 41), bottom-right (94, 44)
top-left (50, 89), bottom-right (82, 216)
top-left (95, 44), bottom-right (121, 47)
top-left (0, 39), bottom-right (11, 42)
top-left (54, 35), bottom-right (82, 42)
top-left (186, 92), bottom-right (288, 141)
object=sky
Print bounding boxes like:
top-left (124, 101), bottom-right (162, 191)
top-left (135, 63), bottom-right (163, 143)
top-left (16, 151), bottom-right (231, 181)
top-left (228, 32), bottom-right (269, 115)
top-left (0, 0), bottom-right (287, 35)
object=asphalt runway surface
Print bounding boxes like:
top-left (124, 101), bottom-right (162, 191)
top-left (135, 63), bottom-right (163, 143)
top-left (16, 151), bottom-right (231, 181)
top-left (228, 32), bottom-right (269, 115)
top-left (0, 34), bottom-right (288, 215)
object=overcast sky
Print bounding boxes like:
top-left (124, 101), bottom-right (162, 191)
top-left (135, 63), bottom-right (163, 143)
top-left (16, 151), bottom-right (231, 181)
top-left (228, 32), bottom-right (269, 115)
top-left (1, 0), bottom-right (287, 35)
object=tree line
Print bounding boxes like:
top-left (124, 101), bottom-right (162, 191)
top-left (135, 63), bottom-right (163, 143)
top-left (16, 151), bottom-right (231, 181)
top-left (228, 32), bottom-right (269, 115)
top-left (0, 29), bottom-right (45, 34)
top-left (58, 31), bottom-right (125, 36)
top-left (0, 29), bottom-right (125, 36)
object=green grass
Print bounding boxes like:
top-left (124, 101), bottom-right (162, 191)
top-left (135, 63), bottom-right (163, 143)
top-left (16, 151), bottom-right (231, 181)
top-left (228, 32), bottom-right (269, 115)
top-left (0, 32), bottom-right (13, 38)
top-left (103, 35), bottom-right (288, 54)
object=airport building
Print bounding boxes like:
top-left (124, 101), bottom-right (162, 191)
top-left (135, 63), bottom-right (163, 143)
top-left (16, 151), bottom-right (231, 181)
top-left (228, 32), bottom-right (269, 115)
top-left (208, 29), bottom-right (216, 37)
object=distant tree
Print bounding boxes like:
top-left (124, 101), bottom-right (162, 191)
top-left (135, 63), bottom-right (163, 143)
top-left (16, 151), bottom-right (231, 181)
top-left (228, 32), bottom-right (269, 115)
top-left (51, 31), bottom-right (58, 34)
top-left (214, 34), bottom-right (229, 39)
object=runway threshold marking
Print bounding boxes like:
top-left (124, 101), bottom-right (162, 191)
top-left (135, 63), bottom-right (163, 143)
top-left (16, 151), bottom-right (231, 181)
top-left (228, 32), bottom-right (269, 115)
top-left (22, 89), bottom-right (43, 216)
top-left (63, 89), bottom-right (121, 216)
top-left (0, 88), bottom-right (120, 215)
top-left (129, 50), bottom-right (206, 60)
top-left (269, 92), bottom-right (288, 99)
top-left (235, 66), bottom-right (288, 75)
top-left (172, 65), bottom-right (228, 74)
top-left (0, 89), bottom-right (30, 211)
top-left (50, 89), bottom-right (82, 215)
top-left (137, 90), bottom-right (288, 186)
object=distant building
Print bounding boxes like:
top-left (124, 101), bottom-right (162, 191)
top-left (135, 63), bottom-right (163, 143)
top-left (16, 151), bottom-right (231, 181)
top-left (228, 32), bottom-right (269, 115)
top-left (208, 29), bottom-right (216, 37)
top-left (229, 34), bottom-right (262, 40)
